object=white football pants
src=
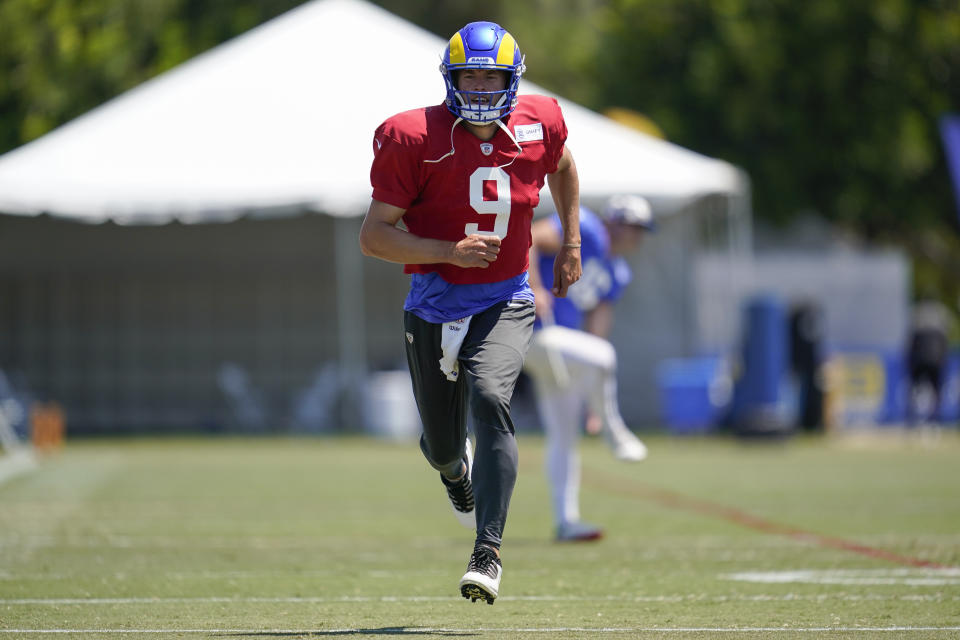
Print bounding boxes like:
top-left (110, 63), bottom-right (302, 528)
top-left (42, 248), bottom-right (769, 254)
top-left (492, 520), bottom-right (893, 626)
top-left (524, 325), bottom-right (632, 526)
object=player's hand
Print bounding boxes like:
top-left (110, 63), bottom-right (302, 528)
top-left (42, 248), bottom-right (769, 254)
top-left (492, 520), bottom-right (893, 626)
top-left (451, 234), bottom-right (501, 268)
top-left (552, 246), bottom-right (582, 297)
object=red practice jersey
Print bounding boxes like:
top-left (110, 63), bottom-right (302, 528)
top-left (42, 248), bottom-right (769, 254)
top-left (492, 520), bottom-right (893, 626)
top-left (370, 95), bottom-right (568, 285)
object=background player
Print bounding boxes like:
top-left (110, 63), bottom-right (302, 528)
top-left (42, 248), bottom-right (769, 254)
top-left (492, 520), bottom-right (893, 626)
top-left (906, 295), bottom-right (952, 425)
top-left (525, 194), bottom-right (653, 541)
top-left (359, 21), bottom-right (582, 603)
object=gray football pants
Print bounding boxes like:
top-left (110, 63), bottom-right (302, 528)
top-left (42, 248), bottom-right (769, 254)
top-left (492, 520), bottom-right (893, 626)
top-left (403, 299), bottom-right (534, 550)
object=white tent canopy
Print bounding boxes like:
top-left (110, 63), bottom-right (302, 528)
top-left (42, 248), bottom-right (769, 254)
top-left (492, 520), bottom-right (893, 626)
top-left (0, 0), bottom-right (745, 224)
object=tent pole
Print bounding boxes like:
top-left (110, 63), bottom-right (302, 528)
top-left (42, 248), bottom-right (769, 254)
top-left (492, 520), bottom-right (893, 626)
top-left (333, 215), bottom-right (367, 430)
top-left (726, 170), bottom-right (754, 352)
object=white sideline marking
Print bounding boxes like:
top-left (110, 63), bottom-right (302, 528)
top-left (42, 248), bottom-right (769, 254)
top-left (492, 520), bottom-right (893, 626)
top-left (2, 626), bottom-right (960, 634)
top-left (2, 593), bottom-right (957, 605)
top-left (724, 568), bottom-right (960, 586)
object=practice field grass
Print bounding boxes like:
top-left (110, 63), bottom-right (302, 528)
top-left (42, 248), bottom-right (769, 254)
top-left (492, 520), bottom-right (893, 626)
top-left (1, 430), bottom-right (958, 639)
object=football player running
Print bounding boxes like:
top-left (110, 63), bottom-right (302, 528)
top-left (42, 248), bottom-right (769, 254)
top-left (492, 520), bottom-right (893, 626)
top-left (359, 21), bottom-right (581, 604)
top-left (525, 195), bottom-right (653, 542)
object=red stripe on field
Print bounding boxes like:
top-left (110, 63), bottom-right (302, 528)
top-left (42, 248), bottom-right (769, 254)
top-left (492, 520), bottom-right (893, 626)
top-left (591, 474), bottom-right (949, 569)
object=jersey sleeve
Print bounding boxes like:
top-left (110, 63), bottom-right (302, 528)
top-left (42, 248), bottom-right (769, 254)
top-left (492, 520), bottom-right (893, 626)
top-left (544, 98), bottom-right (568, 174)
top-left (369, 123), bottom-right (421, 210)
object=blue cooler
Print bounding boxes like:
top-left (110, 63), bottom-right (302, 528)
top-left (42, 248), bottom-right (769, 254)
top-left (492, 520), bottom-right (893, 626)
top-left (657, 357), bottom-right (730, 434)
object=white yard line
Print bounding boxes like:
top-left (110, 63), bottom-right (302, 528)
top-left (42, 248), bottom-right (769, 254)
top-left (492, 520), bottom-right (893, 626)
top-left (723, 568), bottom-right (960, 585)
top-left (2, 626), bottom-right (960, 634)
top-left (1, 593), bottom-right (957, 605)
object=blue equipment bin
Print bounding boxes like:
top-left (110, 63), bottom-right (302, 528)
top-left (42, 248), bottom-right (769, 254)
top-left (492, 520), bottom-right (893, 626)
top-left (657, 357), bottom-right (728, 434)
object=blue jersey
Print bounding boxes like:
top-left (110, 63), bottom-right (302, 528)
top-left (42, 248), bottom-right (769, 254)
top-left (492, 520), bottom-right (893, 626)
top-left (536, 207), bottom-right (632, 329)
top-left (404, 272), bottom-right (533, 324)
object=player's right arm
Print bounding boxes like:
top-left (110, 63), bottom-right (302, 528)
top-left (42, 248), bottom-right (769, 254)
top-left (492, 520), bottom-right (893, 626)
top-left (359, 198), bottom-right (501, 269)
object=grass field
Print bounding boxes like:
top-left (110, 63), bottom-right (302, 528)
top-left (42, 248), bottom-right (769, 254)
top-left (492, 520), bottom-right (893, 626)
top-left (1, 430), bottom-right (959, 639)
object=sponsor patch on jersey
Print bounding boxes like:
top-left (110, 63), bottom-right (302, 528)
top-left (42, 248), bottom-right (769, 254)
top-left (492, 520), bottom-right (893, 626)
top-left (480, 142), bottom-right (494, 156)
top-left (514, 123), bottom-right (543, 142)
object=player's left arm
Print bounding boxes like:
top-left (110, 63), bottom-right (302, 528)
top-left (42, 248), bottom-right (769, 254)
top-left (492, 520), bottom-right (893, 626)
top-left (528, 217), bottom-right (561, 321)
top-left (546, 146), bottom-right (581, 297)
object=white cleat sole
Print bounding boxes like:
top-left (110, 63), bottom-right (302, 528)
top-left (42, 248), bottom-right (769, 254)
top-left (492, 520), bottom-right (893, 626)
top-left (459, 564), bottom-right (501, 604)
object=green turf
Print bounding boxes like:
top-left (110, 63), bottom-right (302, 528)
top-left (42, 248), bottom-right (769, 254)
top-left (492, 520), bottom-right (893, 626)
top-left (1, 430), bottom-right (958, 639)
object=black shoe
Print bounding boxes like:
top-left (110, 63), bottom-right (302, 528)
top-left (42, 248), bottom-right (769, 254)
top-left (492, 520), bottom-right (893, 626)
top-left (441, 438), bottom-right (474, 529)
top-left (459, 544), bottom-right (502, 604)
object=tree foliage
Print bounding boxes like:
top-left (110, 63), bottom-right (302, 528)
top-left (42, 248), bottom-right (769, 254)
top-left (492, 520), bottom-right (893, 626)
top-left (591, 0), bottom-right (960, 237)
top-left (0, 0), bottom-right (302, 154)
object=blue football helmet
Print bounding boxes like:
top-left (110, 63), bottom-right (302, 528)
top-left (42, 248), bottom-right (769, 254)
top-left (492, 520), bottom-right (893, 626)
top-left (440, 21), bottom-right (525, 124)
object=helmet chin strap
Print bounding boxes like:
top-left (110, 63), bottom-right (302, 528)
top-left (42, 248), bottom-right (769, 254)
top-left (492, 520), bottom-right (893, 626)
top-left (424, 116), bottom-right (464, 164)
top-left (493, 119), bottom-right (523, 169)
top-left (424, 103), bottom-right (523, 168)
